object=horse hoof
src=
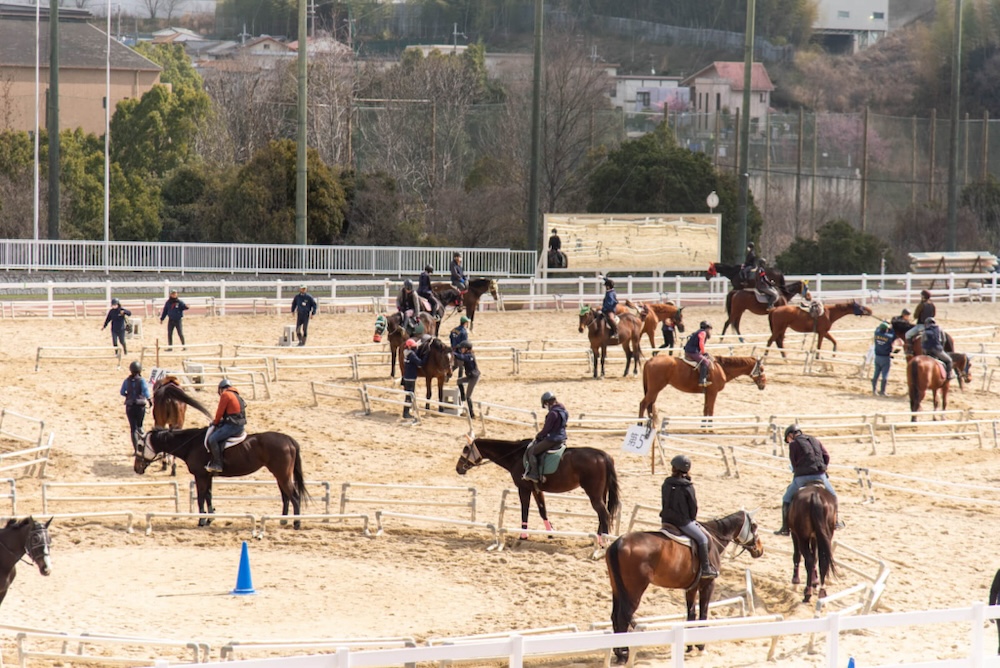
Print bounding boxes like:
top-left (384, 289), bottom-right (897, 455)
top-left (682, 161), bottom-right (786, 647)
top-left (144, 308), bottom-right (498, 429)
top-left (613, 648), bottom-right (629, 664)
top-left (170, 465), bottom-right (177, 477)
top-left (197, 518), bottom-right (208, 527)
top-left (280, 519), bottom-right (288, 526)
top-left (803, 593), bottom-right (812, 604)
top-left (293, 521), bottom-right (301, 530)
top-left (792, 576), bottom-right (800, 585)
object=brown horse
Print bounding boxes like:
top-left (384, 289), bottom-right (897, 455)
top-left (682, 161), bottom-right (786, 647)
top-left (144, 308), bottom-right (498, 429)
top-left (432, 278), bottom-right (500, 330)
top-left (720, 280), bottom-right (806, 341)
top-left (638, 355), bottom-right (766, 419)
top-left (906, 352), bottom-right (972, 420)
top-left (135, 427), bottom-right (310, 527)
top-left (456, 437), bottom-right (620, 536)
top-left (632, 302), bottom-right (686, 349)
top-left (604, 510), bottom-right (763, 662)
top-left (151, 376), bottom-right (212, 476)
top-left (578, 307), bottom-right (644, 378)
top-left (706, 261), bottom-right (787, 292)
top-left (415, 337), bottom-right (454, 411)
top-left (766, 300), bottom-right (873, 356)
top-left (788, 482), bottom-right (838, 603)
top-left (373, 312), bottom-right (438, 378)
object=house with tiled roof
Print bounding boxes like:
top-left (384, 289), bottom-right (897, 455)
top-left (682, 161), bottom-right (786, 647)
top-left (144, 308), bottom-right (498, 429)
top-left (681, 62), bottom-right (774, 126)
top-left (0, 4), bottom-right (161, 136)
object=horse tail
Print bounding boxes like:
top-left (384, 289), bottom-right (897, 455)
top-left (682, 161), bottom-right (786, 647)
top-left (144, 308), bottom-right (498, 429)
top-left (157, 383), bottom-right (212, 419)
top-left (606, 538), bottom-right (634, 634)
top-left (291, 437), bottom-right (312, 505)
top-left (811, 493), bottom-right (838, 579)
top-left (908, 357), bottom-right (920, 413)
top-left (604, 454), bottom-right (621, 519)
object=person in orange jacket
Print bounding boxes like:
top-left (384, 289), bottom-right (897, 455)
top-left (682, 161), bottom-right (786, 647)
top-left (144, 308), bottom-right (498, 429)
top-left (206, 379), bottom-right (246, 473)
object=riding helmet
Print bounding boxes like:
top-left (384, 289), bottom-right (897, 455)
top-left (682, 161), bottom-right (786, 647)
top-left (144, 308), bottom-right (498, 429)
top-left (670, 454), bottom-right (692, 473)
top-left (540, 391), bottom-right (556, 406)
top-left (700, 321), bottom-right (712, 330)
top-left (111, 298), bottom-right (120, 305)
top-left (218, 379), bottom-right (233, 391)
top-left (403, 279), bottom-right (413, 290)
top-left (924, 317), bottom-right (935, 325)
top-left (424, 265), bottom-right (434, 273)
top-left (129, 361), bottom-right (142, 375)
top-left (757, 258), bottom-right (767, 267)
top-left (747, 242), bottom-right (755, 250)
top-left (784, 424), bottom-right (801, 440)
top-left (405, 338), bottom-right (418, 349)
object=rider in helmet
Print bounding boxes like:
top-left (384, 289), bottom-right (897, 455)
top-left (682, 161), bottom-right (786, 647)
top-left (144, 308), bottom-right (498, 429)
top-left (774, 425), bottom-right (841, 536)
top-left (397, 279), bottom-right (420, 333)
top-left (449, 252), bottom-right (468, 292)
top-left (206, 379), bottom-right (246, 473)
top-left (103, 297), bottom-right (132, 355)
top-left (418, 265), bottom-right (443, 321)
top-left (684, 321), bottom-right (714, 388)
top-left (523, 392), bottom-right (568, 483)
top-left (661, 454), bottom-right (718, 580)
top-left (921, 317), bottom-right (953, 380)
top-left (120, 360), bottom-right (152, 450)
top-left (601, 277), bottom-right (619, 340)
top-left (401, 338), bottom-right (426, 420)
top-left (754, 258), bottom-right (779, 311)
top-left (740, 242), bottom-right (758, 285)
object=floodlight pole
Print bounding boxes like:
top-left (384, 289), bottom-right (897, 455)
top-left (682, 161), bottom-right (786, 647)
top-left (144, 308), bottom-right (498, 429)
top-left (735, 0), bottom-right (755, 264)
top-left (295, 0), bottom-right (308, 245)
top-left (526, 0), bottom-right (544, 254)
top-left (946, 0), bottom-right (963, 252)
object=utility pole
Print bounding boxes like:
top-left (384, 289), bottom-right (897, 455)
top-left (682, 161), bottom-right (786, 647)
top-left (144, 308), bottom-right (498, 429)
top-left (47, 0), bottom-right (60, 240)
top-left (735, 0), bottom-right (755, 263)
top-left (526, 0), bottom-right (544, 254)
top-left (295, 0), bottom-right (308, 245)
top-left (946, 0), bottom-right (963, 252)
top-left (451, 22), bottom-right (465, 53)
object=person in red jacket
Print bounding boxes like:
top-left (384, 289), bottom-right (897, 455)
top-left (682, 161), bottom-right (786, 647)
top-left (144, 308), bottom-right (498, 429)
top-left (206, 379), bottom-right (246, 473)
top-left (684, 321), bottom-right (714, 388)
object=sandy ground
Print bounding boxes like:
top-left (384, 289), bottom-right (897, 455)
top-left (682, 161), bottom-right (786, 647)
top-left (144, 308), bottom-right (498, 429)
top-left (0, 299), bottom-right (999, 666)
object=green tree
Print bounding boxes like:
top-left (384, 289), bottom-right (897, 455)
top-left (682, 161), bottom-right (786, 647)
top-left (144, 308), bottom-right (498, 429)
top-left (218, 140), bottom-right (346, 245)
top-left (961, 176), bottom-right (1000, 247)
top-left (775, 220), bottom-right (889, 274)
top-left (133, 43), bottom-right (205, 92)
top-left (586, 123), bottom-right (763, 262)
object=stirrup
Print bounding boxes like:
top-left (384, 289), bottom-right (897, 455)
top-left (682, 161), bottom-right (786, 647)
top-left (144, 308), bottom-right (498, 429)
top-left (700, 567), bottom-right (719, 580)
top-left (774, 527), bottom-right (790, 536)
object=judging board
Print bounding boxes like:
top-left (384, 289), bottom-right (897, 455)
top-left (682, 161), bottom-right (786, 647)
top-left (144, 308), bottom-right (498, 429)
top-left (543, 213), bottom-right (721, 273)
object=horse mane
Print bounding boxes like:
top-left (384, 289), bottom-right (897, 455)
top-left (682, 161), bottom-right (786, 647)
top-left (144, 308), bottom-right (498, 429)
top-left (474, 438), bottom-right (532, 455)
top-left (701, 510), bottom-right (745, 542)
top-left (3, 518), bottom-right (27, 530)
top-left (714, 356), bottom-right (757, 370)
top-left (156, 375), bottom-right (182, 387)
top-left (469, 277), bottom-right (492, 290)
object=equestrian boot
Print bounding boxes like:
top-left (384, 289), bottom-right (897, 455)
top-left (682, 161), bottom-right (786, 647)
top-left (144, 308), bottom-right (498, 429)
top-left (206, 442), bottom-right (224, 473)
top-left (698, 364), bottom-right (712, 388)
top-left (522, 456), bottom-right (539, 483)
top-left (698, 540), bottom-right (718, 579)
top-left (774, 503), bottom-right (790, 536)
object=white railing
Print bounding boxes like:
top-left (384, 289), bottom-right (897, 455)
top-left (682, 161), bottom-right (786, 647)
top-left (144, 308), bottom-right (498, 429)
top-left (0, 240), bottom-right (537, 276)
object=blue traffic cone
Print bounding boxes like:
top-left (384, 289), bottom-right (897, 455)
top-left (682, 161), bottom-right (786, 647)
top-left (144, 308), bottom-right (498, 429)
top-left (848, 658), bottom-right (855, 668)
top-left (231, 541), bottom-right (256, 595)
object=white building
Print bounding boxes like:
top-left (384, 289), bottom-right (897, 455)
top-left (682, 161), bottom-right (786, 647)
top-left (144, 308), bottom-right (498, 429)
top-left (813, 0), bottom-right (889, 53)
top-left (610, 75), bottom-right (685, 112)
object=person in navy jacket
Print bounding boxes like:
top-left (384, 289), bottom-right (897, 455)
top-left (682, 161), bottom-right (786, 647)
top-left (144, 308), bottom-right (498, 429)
top-left (159, 290), bottom-right (189, 349)
top-left (103, 298), bottom-right (131, 354)
top-left (291, 285), bottom-right (318, 346)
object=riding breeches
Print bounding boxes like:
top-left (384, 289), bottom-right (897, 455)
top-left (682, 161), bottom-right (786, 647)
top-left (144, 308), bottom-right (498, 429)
top-left (457, 372), bottom-right (479, 403)
top-left (671, 520), bottom-right (710, 552)
top-left (125, 403), bottom-right (146, 437)
top-left (295, 311), bottom-right (310, 343)
top-left (660, 326), bottom-right (675, 350)
top-left (111, 328), bottom-right (127, 354)
top-left (782, 473), bottom-right (837, 504)
top-left (208, 421), bottom-right (243, 449)
top-left (926, 348), bottom-right (952, 376)
top-left (166, 319), bottom-right (185, 347)
top-left (527, 437), bottom-right (563, 461)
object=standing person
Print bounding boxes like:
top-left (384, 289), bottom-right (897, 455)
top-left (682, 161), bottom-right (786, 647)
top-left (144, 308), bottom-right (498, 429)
top-left (120, 360), bottom-right (152, 449)
top-left (922, 317), bottom-right (953, 380)
top-left (418, 265), bottom-right (443, 320)
top-left (453, 341), bottom-right (480, 418)
top-left (871, 322), bottom-right (895, 396)
top-left (159, 289), bottom-right (189, 350)
top-left (206, 379), bottom-right (246, 473)
top-left (102, 298), bottom-right (132, 355)
top-left (523, 391), bottom-right (568, 483)
top-left (449, 252), bottom-right (468, 291)
top-left (659, 316), bottom-right (676, 353)
top-left (684, 321), bottom-right (714, 388)
top-left (601, 277), bottom-right (619, 339)
top-left (449, 316), bottom-right (471, 374)
top-left (401, 338), bottom-right (425, 420)
top-left (291, 285), bottom-right (318, 347)
top-left (774, 425), bottom-right (840, 536)
top-left (660, 454), bottom-right (718, 580)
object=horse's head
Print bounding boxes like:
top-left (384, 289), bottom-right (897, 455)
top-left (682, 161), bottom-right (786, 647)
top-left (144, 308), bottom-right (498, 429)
top-left (456, 437), bottom-right (483, 475)
top-left (488, 279), bottom-right (499, 301)
top-left (852, 301), bottom-right (873, 317)
top-left (706, 263), bottom-right (717, 279)
top-left (578, 306), bottom-right (596, 333)
top-left (133, 431), bottom-right (159, 474)
top-left (751, 357), bottom-right (767, 390)
top-left (674, 306), bottom-right (686, 334)
top-left (373, 314), bottom-right (388, 342)
top-left (636, 303), bottom-right (650, 319)
top-left (26, 517), bottom-right (52, 576)
top-left (736, 510), bottom-right (764, 559)
top-left (955, 353), bottom-right (973, 386)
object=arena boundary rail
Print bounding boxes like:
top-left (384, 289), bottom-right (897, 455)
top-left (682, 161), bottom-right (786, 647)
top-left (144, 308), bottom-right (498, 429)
top-left (34, 345), bottom-right (121, 372)
top-left (494, 489), bottom-right (615, 557)
top-left (0, 433), bottom-right (54, 478)
top-left (220, 637), bottom-right (417, 662)
top-left (41, 480), bottom-right (181, 514)
top-left (16, 629), bottom-right (208, 666)
top-left (187, 479), bottom-right (332, 514)
top-left (0, 408), bottom-right (45, 450)
top-left (257, 512), bottom-right (372, 538)
top-left (0, 479), bottom-right (17, 515)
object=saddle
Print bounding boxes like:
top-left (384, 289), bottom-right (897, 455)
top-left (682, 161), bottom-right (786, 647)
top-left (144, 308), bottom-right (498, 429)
top-left (522, 443), bottom-right (567, 479)
top-left (204, 425), bottom-right (248, 451)
top-left (751, 288), bottom-right (772, 304)
top-left (657, 523), bottom-right (722, 576)
top-left (798, 302), bottom-right (824, 318)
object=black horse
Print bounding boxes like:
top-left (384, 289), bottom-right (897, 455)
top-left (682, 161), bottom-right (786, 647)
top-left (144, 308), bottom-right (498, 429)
top-left (990, 568), bottom-right (1000, 654)
top-left (888, 318), bottom-right (954, 355)
top-left (455, 437), bottom-right (620, 537)
top-left (0, 517), bottom-right (52, 608)
top-left (135, 428), bottom-right (310, 527)
top-left (706, 261), bottom-right (786, 292)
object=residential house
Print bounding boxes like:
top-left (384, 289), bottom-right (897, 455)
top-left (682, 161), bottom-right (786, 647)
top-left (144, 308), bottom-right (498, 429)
top-left (813, 0), bottom-right (888, 53)
top-left (0, 4), bottom-right (161, 136)
top-left (611, 75), bottom-right (685, 112)
top-left (681, 62), bottom-right (774, 130)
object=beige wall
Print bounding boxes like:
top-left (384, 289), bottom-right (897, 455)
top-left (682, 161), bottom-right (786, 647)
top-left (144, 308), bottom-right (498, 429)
top-left (0, 66), bottom-right (160, 136)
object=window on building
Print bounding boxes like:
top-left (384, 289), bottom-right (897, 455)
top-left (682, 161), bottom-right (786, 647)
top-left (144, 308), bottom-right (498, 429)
top-left (872, 11), bottom-right (884, 19)
top-left (760, 93), bottom-right (765, 103)
top-left (838, 10), bottom-right (849, 18)
top-left (637, 91), bottom-right (651, 107)
top-left (716, 92), bottom-right (721, 112)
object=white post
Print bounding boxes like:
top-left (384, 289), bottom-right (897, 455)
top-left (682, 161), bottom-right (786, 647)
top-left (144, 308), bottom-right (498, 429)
top-left (826, 611), bottom-right (841, 668)
top-left (674, 276), bottom-right (681, 303)
top-left (46, 280), bottom-right (53, 318)
top-left (815, 274), bottom-right (823, 296)
top-left (860, 273), bottom-right (867, 294)
top-left (509, 634), bottom-right (524, 668)
top-left (163, 280), bottom-right (170, 300)
top-left (529, 277), bottom-right (536, 311)
top-left (577, 276), bottom-right (584, 308)
top-left (331, 278), bottom-right (337, 301)
top-left (276, 279), bottom-right (282, 301)
top-left (31, 0), bottom-right (40, 271)
top-left (971, 602), bottom-right (986, 668)
top-left (993, 272), bottom-right (997, 304)
top-left (627, 274), bottom-right (633, 298)
top-left (334, 646), bottom-right (350, 668)
top-left (384, 278), bottom-right (390, 303)
top-left (219, 279), bottom-right (226, 317)
top-left (672, 624), bottom-right (686, 668)
top-left (905, 273), bottom-right (912, 302)
top-left (948, 272), bottom-right (955, 303)
top-left (103, 0), bottom-right (111, 275)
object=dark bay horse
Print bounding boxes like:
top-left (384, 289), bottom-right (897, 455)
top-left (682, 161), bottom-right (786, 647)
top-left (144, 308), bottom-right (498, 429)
top-left (766, 300), bottom-right (873, 356)
top-left (906, 352), bottom-right (972, 419)
top-left (638, 355), bottom-right (766, 419)
top-left (788, 482), bottom-right (838, 603)
top-left (374, 312), bottom-right (437, 377)
top-left (633, 302), bottom-right (686, 349)
top-left (720, 281), bottom-right (806, 341)
top-left (706, 261), bottom-right (786, 292)
top-left (152, 376), bottom-right (212, 476)
top-left (0, 517), bottom-right (51, 608)
top-left (889, 319), bottom-right (955, 356)
top-left (432, 278), bottom-right (500, 330)
top-left (415, 338), bottom-right (454, 410)
top-left (578, 307), bottom-right (644, 378)
top-left (135, 427), bottom-right (310, 527)
top-left (990, 568), bottom-right (1000, 654)
top-left (605, 510), bottom-right (763, 662)
top-left (455, 438), bottom-right (620, 537)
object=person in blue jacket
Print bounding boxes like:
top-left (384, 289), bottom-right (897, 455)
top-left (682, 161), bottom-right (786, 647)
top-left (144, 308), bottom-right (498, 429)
top-left (291, 285), bottom-right (318, 346)
top-left (921, 317), bottom-right (953, 380)
top-left (120, 360), bottom-right (152, 450)
top-left (601, 277), bottom-right (619, 339)
top-left (401, 339), bottom-right (425, 419)
top-left (453, 341), bottom-right (480, 418)
top-left (449, 316), bottom-right (471, 375)
top-left (103, 298), bottom-right (131, 355)
top-left (871, 322), bottom-right (896, 395)
top-left (523, 392), bottom-right (568, 483)
top-left (159, 290), bottom-right (189, 349)
top-left (449, 252), bottom-right (468, 291)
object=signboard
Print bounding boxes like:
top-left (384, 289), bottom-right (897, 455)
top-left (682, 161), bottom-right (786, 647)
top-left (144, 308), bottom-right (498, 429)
top-left (544, 213), bottom-right (721, 272)
top-left (621, 424), bottom-right (655, 456)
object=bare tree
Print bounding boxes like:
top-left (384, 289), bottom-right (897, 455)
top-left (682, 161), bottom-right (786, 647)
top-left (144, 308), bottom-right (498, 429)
top-left (142, 0), bottom-right (163, 21)
top-left (164, 0), bottom-right (186, 21)
top-left (71, 0), bottom-right (91, 10)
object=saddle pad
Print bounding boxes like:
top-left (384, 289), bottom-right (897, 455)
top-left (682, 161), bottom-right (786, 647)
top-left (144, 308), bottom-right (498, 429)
top-left (752, 290), bottom-right (770, 303)
top-left (204, 426), bottom-right (248, 451)
top-left (523, 443), bottom-right (567, 476)
top-left (657, 525), bottom-right (691, 547)
top-left (680, 357), bottom-right (700, 369)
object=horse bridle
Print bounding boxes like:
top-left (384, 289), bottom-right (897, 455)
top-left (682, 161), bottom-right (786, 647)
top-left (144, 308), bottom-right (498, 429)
top-left (458, 441), bottom-right (484, 470)
top-left (750, 358), bottom-right (765, 382)
top-left (137, 429), bottom-right (198, 464)
top-left (0, 522), bottom-right (50, 569)
top-left (730, 511), bottom-right (761, 558)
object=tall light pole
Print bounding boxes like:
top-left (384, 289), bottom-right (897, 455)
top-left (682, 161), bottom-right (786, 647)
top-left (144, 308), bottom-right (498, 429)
top-left (32, 0), bottom-right (40, 267)
top-left (946, 0), bottom-right (963, 252)
top-left (526, 0), bottom-right (543, 254)
top-left (735, 0), bottom-right (755, 264)
top-left (295, 0), bottom-right (308, 246)
top-left (104, 0), bottom-right (111, 272)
